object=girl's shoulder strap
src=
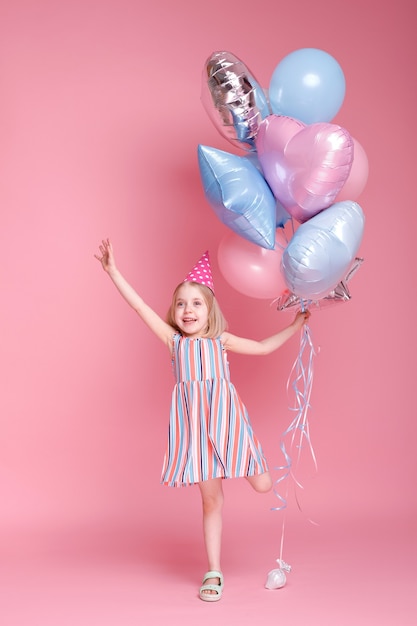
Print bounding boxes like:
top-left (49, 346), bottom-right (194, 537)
top-left (171, 332), bottom-right (181, 366)
top-left (171, 332), bottom-right (182, 346)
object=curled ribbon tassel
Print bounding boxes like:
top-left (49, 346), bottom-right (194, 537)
top-left (272, 320), bottom-right (317, 511)
top-left (271, 315), bottom-right (317, 570)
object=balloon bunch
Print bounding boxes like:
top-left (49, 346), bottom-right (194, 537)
top-left (198, 48), bottom-right (367, 306)
top-left (198, 48), bottom-right (368, 587)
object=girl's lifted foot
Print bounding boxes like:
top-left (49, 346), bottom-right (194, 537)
top-left (199, 570), bottom-right (224, 602)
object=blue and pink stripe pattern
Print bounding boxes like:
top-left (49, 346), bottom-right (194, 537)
top-left (161, 334), bottom-right (268, 487)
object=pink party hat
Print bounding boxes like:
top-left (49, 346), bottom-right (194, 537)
top-left (183, 251), bottom-right (214, 293)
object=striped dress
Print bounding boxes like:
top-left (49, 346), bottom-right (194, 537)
top-left (161, 334), bottom-right (268, 487)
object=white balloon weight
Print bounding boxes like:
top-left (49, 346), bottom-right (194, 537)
top-left (265, 567), bottom-right (287, 589)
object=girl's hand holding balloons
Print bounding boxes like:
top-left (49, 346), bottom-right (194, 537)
top-left (292, 309), bottom-right (311, 330)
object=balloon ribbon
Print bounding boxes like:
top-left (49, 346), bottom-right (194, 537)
top-left (272, 321), bottom-right (317, 565)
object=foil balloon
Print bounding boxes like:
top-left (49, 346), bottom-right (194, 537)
top-left (217, 228), bottom-right (288, 299)
top-left (275, 199), bottom-right (291, 229)
top-left (282, 201), bottom-right (365, 300)
top-left (256, 115), bottom-right (354, 222)
top-left (198, 144), bottom-right (277, 249)
top-left (245, 152), bottom-right (291, 227)
top-left (201, 51), bottom-right (270, 151)
top-left (336, 137), bottom-right (369, 202)
top-left (276, 258), bottom-right (364, 311)
top-left (269, 48), bottom-right (346, 124)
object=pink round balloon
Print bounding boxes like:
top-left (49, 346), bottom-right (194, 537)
top-left (218, 229), bottom-right (288, 299)
top-left (336, 137), bottom-right (369, 201)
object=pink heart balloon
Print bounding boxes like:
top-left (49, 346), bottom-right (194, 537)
top-left (255, 115), bottom-right (354, 222)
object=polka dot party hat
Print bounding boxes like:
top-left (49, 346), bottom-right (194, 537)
top-left (183, 250), bottom-right (214, 293)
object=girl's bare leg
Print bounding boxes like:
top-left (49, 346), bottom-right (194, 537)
top-left (245, 470), bottom-right (273, 493)
top-left (198, 478), bottom-right (224, 596)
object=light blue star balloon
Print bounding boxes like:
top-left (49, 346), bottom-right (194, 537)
top-left (198, 145), bottom-right (278, 249)
top-left (282, 201), bottom-right (365, 300)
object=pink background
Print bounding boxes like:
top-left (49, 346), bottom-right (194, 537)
top-left (1, 0), bottom-right (416, 624)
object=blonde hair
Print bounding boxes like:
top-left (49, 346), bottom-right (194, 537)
top-left (166, 282), bottom-right (228, 338)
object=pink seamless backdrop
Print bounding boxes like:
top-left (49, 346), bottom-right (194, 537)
top-left (1, 1), bottom-right (416, 624)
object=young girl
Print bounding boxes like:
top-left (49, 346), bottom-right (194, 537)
top-left (95, 239), bottom-right (310, 601)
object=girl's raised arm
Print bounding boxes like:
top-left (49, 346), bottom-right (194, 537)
top-left (221, 310), bottom-right (310, 356)
top-left (95, 239), bottom-right (174, 348)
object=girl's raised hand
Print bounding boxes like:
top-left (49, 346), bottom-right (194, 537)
top-left (293, 309), bottom-right (311, 328)
top-left (94, 238), bottom-right (116, 273)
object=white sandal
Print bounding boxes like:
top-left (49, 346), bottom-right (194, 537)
top-left (199, 570), bottom-right (224, 602)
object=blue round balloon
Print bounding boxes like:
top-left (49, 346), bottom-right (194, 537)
top-left (269, 48), bottom-right (346, 124)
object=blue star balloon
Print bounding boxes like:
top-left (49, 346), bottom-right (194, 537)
top-left (198, 145), bottom-right (277, 249)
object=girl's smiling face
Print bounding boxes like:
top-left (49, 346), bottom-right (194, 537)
top-left (174, 283), bottom-right (209, 337)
